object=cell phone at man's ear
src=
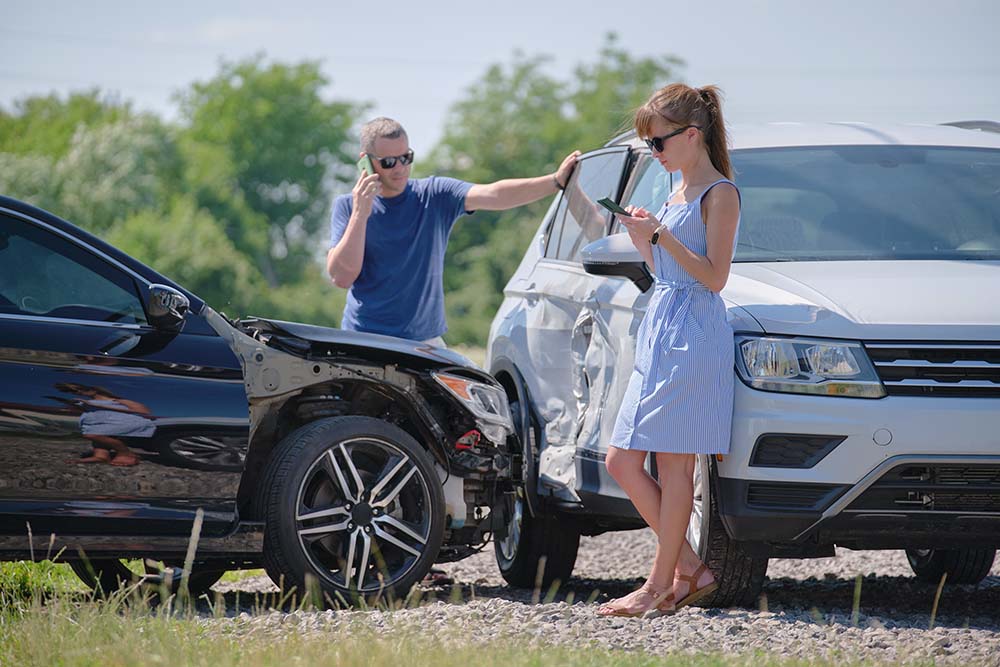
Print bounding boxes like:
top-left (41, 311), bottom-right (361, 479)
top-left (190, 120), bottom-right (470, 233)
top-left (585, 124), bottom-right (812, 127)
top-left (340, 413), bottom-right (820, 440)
top-left (357, 154), bottom-right (375, 175)
top-left (596, 197), bottom-right (630, 215)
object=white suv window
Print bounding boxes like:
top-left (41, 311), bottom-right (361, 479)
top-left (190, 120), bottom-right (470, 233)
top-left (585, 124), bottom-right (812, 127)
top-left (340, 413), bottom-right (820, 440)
top-left (545, 151), bottom-right (628, 262)
top-left (622, 157), bottom-right (674, 219)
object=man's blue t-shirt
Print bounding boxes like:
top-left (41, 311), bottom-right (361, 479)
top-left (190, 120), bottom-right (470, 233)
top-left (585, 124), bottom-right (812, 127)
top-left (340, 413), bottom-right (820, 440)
top-left (329, 176), bottom-right (473, 341)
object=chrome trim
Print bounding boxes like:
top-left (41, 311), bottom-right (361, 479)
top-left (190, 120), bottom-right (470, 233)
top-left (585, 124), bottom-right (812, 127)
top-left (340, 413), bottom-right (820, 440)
top-left (791, 454), bottom-right (1000, 541)
top-left (0, 312), bottom-right (148, 331)
top-left (874, 360), bottom-right (1000, 368)
top-left (883, 379), bottom-right (1000, 388)
top-left (843, 510), bottom-right (1000, 520)
top-left (0, 205), bottom-right (153, 288)
top-left (866, 343), bottom-right (1000, 351)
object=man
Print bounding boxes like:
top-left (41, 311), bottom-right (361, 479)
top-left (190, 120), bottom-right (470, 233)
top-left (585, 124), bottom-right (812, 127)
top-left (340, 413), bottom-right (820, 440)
top-left (327, 117), bottom-right (579, 346)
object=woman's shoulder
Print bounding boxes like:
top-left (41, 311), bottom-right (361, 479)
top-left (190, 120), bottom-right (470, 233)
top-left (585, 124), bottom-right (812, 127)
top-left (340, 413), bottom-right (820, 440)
top-left (701, 178), bottom-right (740, 204)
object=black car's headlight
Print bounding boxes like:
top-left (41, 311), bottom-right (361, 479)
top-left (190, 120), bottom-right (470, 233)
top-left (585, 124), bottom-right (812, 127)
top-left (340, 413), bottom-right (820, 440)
top-left (432, 372), bottom-right (514, 443)
top-left (735, 336), bottom-right (886, 398)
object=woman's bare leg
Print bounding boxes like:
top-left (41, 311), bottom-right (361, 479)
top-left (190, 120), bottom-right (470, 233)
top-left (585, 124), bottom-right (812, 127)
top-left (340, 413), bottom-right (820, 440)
top-left (88, 435), bottom-right (140, 466)
top-left (643, 453), bottom-right (696, 609)
top-left (598, 447), bottom-right (661, 614)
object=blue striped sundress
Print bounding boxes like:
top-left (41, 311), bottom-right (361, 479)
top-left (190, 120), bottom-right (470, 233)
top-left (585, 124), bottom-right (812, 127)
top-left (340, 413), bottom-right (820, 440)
top-left (609, 179), bottom-right (740, 455)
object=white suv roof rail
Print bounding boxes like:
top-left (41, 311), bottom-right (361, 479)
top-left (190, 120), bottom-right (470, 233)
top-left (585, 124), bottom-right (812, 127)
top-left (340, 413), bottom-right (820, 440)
top-left (941, 120), bottom-right (1000, 133)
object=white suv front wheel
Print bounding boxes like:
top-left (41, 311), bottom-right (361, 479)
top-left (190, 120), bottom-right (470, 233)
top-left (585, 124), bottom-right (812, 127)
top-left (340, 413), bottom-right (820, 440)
top-left (689, 455), bottom-right (769, 608)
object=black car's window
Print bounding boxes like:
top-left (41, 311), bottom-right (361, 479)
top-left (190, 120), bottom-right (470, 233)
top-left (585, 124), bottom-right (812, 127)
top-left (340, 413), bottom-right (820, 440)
top-left (733, 146), bottom-right (1000, 261)
top-left (0, 216), bottom-right (148, 324)
top-left (545, 151), bottom-right (628, 262)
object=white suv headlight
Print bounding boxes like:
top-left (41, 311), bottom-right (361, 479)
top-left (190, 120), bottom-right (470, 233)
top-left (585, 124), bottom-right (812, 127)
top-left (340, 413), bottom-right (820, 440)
top-left (432, 372), bottom-right (514, 443)
top-left (736, 336), bottom-right (885, 398)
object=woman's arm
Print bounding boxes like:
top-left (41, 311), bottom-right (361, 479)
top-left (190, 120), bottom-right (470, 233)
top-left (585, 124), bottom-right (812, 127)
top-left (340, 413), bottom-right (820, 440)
top-left (620, 185), bottom-right (739, 292)
top-left (621, 205), bottom-right (656, 270)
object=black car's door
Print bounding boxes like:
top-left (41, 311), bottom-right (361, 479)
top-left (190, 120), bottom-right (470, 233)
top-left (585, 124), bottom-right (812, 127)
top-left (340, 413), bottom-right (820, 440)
top-left (0, 212), bottom-right (250, 537)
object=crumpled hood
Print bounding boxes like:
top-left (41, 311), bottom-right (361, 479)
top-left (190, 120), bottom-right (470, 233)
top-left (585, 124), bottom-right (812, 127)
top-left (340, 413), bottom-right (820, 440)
top-left (724, 261), bottom-right (1000, 341)
top-left (241, 318), bottom-right (480, 371)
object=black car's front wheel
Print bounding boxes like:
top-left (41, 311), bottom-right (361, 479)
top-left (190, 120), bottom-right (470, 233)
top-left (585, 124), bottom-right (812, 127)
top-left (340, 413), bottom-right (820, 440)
top-left (259, 416), bottom-right (445, 605)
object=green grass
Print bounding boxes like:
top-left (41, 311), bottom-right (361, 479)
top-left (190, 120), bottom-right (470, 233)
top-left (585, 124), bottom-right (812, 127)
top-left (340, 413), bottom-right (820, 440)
top-left (0, 560), bottom-right (85, 598)
top-left (0, 593), bottom-right (849, 667)
top-left (0, 561), bottom-right (906, 667)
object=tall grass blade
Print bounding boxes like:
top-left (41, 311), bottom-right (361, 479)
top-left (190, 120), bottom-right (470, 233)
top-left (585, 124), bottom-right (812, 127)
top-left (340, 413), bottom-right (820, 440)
top-left (531, 556), bottom-right (547, 604)
top-left (930, 572), bottom-right (947, 629)
top-left (851, 574), bottom-right (862, 626)
top-left (179, 507), bottom-right (205, 605)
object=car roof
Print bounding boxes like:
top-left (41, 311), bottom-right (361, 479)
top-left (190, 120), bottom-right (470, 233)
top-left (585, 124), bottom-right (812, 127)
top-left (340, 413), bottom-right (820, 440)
top-left (607, 121), bottom-right (1000, 151)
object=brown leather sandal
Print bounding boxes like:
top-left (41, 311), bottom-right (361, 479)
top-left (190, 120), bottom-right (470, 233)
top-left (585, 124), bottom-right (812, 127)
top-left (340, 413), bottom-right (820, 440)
top-left (597, 583), bottom-right (669, 618)
top-left (640, 588), bottom-right (677, 619)
top-left (674, 563), bottom-right (718, 610)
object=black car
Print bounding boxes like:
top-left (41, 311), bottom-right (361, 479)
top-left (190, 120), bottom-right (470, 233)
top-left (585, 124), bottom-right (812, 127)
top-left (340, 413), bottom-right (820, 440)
top-left (0, 195), bottom-right (514, 600)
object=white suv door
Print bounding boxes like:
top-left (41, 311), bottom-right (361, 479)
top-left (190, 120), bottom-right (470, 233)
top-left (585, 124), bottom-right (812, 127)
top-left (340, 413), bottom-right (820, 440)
top-left (517, 148), bottom-right (629, 500)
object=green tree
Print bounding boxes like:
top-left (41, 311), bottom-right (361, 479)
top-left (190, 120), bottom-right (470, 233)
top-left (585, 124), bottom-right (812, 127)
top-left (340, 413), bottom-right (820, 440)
top-left (176, 54), bottom-right (365, 286)
top-left (425, 34), bottom-right (683, 345)
top-left (0, 89), bottom-right (133, 159)
top-left (54, 116), bottom-right (182, 235)
top-left (108, 196), bottom-right (266, 316)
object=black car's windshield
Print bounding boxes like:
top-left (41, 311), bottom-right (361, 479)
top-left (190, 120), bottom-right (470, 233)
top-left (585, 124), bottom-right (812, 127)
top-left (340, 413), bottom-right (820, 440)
top-left (732, 146), bottom-right (1000, 262)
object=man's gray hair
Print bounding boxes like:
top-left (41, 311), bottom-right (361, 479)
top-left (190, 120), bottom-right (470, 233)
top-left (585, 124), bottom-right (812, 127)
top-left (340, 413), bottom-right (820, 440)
top-left (360, 117), bottom-right (407, 156)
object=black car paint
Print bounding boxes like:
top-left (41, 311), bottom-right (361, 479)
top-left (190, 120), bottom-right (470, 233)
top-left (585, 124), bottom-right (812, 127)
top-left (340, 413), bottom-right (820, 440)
top-left (0, 195), bottom-right (510, 561)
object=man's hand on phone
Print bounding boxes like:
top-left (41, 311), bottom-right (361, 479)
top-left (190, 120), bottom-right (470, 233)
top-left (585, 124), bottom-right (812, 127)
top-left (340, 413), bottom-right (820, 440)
top-left (352, 171), bottom-right (382, 219)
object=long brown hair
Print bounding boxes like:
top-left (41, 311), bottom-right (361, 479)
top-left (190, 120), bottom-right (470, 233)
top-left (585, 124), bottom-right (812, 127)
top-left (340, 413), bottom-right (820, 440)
top-left (634, 83), bottom-right (733, 180)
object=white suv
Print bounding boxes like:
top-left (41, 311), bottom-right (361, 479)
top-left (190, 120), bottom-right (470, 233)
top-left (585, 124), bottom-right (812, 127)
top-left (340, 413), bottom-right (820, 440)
top-left (486, 122), bottom-right (1000, 606)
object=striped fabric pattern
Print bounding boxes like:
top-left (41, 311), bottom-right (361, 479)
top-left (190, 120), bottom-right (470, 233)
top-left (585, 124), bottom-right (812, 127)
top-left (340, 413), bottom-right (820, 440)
top-left (609, 179), bottom-right (739, 455)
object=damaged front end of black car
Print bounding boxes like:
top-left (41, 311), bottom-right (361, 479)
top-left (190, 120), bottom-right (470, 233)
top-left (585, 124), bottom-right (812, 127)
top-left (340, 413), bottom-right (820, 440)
top-left (222, 316), bottom-right (515, 599)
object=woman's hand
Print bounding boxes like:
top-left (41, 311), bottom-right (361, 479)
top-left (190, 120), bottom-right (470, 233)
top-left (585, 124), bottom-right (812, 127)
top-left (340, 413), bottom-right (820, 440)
top-left (617, 206), bottom-right (660, 247)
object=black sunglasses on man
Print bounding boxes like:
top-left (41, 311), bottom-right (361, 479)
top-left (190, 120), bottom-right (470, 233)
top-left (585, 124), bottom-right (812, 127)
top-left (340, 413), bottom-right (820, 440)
top-left (373, 149), bottom-right (415, 169)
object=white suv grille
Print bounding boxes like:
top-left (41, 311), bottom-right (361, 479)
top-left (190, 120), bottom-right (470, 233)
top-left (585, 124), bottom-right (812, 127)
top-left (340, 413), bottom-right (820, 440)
top-left (865, 343), bottom-right (1000, 397)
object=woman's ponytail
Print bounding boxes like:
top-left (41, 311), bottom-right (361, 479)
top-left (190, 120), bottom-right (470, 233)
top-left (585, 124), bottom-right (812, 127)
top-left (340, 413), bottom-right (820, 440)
top-left (697, 86), bottom-right (733, 180)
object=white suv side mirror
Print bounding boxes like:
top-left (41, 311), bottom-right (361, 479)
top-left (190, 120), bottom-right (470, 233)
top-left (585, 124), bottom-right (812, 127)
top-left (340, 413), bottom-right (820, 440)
top-left (581, 233), bottom-right (653, 292)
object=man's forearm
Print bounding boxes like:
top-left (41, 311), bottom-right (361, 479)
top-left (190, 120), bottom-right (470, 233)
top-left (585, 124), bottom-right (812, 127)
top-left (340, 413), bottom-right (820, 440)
top-left (466, 175), bottom-right (559, 211)
top-left (327, 213), bottom-right (368, 288)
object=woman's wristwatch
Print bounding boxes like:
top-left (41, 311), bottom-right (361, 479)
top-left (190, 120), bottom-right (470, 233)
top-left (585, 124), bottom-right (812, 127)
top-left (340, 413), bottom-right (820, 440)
top-left (650, 223), bottom-right (667, 245)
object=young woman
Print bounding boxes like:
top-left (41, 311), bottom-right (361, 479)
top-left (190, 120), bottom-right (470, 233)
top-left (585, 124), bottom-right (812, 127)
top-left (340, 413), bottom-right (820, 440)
top-left (597, 83), bottom-right (741, 618)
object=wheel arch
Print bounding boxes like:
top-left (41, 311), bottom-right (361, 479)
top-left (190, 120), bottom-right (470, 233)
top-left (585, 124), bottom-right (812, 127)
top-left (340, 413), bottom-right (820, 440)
top-left (236, 377), bottom-right (450, 519)
top-left (490, 357), bottom-right (543, 517)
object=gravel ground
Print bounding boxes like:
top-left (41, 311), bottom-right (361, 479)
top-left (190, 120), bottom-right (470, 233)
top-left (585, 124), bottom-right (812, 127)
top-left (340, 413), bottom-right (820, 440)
top-left (207, 529), bottom-right (1000, 664)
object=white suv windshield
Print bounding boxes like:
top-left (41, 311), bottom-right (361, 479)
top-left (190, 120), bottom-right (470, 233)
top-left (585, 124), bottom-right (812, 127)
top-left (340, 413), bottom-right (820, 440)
top-left (733, 146), bottom-right (1000, 262)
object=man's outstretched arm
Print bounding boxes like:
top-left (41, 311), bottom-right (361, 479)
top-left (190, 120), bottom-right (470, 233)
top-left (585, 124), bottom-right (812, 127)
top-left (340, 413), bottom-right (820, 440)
top-left (464, 151), bottom-right (580, 211)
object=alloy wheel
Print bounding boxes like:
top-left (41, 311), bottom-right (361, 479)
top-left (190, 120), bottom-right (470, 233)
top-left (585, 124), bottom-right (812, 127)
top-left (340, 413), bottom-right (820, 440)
top-left (295, 437), bottom-right (433, 593)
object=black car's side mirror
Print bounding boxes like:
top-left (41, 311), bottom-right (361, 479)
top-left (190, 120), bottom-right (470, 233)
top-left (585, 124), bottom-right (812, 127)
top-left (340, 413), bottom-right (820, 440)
top-left (147, 284), bottom-right (190, 331)
top-left (581, 233), bottom-right (654, 292)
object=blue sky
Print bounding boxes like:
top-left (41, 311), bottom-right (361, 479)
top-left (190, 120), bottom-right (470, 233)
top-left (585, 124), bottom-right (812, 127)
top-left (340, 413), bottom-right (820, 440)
top-left (3, 0), bottom-right (998, 155)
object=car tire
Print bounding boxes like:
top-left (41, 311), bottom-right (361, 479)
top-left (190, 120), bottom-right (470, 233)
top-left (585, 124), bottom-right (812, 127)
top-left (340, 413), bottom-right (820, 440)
top-left (690, 456), bottom-right (769, 608)
top-left (69, 559), bottom-right (225, 596)
top-left (493, 397), bottom-right (579, 589)
top-left (258, 416), bottom-right (445, 605)
top-left (905, 548), bottom-right (996, 585)
top-left (493, 482), bottom-right (580, 589)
